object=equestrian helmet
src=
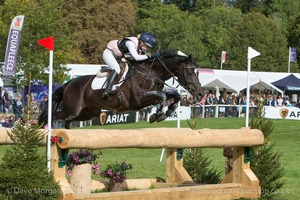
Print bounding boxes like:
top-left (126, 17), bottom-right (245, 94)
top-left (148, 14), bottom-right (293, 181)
top-left (139, 32), bottom-right (157, 47)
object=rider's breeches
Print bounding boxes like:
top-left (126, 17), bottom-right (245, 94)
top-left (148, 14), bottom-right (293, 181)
top-left (103, 48), bottom-right (121, 74)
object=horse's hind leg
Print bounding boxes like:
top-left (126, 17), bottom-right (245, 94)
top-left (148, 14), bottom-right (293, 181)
top-left (143, 91), bottom-right (168, 123)
top-left (165, 91), bottom-right (181, 117)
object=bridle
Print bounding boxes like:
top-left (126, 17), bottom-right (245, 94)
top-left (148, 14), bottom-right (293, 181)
top-left (156, 56), bottom-right (198, 90)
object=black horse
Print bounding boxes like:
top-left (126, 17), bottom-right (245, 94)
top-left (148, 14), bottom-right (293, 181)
top-left (38, 50), bottom-right (203, 129)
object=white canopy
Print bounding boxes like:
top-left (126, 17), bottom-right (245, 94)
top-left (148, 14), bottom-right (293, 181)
top-left (197, 68), bottom-right (294, 95)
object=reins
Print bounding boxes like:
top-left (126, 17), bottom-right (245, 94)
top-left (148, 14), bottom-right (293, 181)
top-left (156, 56), bottom-right (180, 88)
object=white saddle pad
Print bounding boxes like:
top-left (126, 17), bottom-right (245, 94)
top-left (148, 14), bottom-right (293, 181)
top-left (91, 64), bottom-right (129, 90)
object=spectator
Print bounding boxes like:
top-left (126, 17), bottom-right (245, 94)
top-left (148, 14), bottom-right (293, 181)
top-left (205, 93), bottom-right (214, 118)
top-left (13, 95), bottom-right (23, 121)
top-left (276, 96), bottom-right (283, 107)
top-left (2, 88), bottom-right (10, 113)
top-left (39, 96), bottom-right (48, 113)
top-left (2, 117), bottom-right (12, 128)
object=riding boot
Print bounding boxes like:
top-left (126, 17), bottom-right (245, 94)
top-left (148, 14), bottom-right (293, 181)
top-left (102, 70), bottom-right (118, 99)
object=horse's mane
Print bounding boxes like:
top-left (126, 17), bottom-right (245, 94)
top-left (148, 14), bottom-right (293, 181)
top-left (159, 49), bottom-right (177, 58)
top-left (159, 49), bottom-right (188, 62)
top-left (129, 49), bottom-right (187, 67)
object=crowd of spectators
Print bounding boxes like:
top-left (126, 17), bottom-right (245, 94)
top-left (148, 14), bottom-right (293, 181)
top-left (0, 89), bottom-right (48, 128)
top-left (180, 89), bottom-right (300, 118)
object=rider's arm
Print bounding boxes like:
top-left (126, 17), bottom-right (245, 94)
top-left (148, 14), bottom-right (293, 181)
top-left (125, 41), bottom-right (148, 61)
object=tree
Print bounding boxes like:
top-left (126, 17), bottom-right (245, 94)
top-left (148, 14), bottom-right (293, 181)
top-left (249, 95), bottom-right (285, 200)
top-left (223, 12), bottom-right (289, 72)
top-left (228, 0), bottom-right (272, 14)
top-left (0, 102), bottom-right (60, 199)
top-left (0, 0), bottom-right (77, 86)
top-left (197, 6), bottom-right (242, 69)
top-left (61, 0), bottom-right (136, 64)
top-left (184, 148), bottom-right (221, 184)
top-left (135, 4), bottom-right (207, 65)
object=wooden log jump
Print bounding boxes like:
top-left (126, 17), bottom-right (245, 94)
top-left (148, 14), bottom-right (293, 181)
top-left (48, 127), bottom-right (264, 200)
top-left (54, 127), bottom-right (264, 149)
top-left (0, 127), bottom-right (264, 200)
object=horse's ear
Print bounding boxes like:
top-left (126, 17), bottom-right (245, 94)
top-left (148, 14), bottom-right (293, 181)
top-left (188, 54), bottom-right (192, 59)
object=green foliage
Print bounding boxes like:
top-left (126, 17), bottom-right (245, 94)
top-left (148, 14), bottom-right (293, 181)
top-left (136, 4), bottom-right (206, 64)
top-left (0, 106), bottom-right (60, 199)
top-left (250, 95), bottom-right (285, 200)
top-left (197, 6), bottom-right (242, 68)
top-left (183, 148), bottom-right (221, 184)
top-left (224, 12), bottom-right (289, 72)
top-left (183, 116), bottom-right (221, 184)
top-left (0, 0), bottom-right (77, 86)
top-left (62, 0), bottom-right (136, 64)
top-left (1, 0), bottom-right (300, 85)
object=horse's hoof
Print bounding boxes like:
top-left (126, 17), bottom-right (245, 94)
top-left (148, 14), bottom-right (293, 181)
top-left (157, 114), bottom-right (167, 122)
top-left (149, 114), bottom-right (158, 123)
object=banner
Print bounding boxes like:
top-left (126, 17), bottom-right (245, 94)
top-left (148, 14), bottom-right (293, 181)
top-left (289, 47), bottom-right (297, 62)
top-left (3, 15), bottom-right (25, 76)
top-left (221, 51), bottom-right (226, 63)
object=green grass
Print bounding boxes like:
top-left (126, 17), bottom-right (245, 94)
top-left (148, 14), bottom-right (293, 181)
top-left (1, 118), bottom-right (299, 199)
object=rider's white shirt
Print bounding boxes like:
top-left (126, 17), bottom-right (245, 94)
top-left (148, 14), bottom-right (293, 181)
top-left (124, 41), bottom-right (148, 61)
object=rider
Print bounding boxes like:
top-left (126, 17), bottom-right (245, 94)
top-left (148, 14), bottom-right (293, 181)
top-left (102, 32), bottom-right (159, 99)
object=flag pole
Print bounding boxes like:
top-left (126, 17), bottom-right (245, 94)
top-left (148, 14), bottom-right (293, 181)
top-left (246, 47), bottom-right (260, 127)
top-left (47, 49), bottom-right (53, 172)
top-left (37, 36), bottom-right (54, 172)
top-left (288, 47), bottom-right (291, 73)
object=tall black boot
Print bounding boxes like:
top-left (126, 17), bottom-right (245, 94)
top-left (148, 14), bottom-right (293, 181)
top-left (102, 70), bottom-right (118, 99)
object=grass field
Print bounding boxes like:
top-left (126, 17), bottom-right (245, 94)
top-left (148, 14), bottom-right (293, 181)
top-left (0, 118), bottom-right (299, 199)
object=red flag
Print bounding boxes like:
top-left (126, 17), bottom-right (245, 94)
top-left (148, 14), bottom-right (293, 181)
top-left (38, 36), bottom-right (54, 51)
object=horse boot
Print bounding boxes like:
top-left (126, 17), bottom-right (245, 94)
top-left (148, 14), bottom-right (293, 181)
top-left (102, 70), bottom-right (118, 100)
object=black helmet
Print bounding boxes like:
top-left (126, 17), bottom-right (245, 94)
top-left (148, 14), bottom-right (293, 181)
top-left (139, 32), bottom-right (157, 47)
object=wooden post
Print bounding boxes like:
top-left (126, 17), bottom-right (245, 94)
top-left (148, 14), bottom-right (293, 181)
top-left (50, 142), bottom-right (74, 200)
top-left (70, 164), bottom-right (92, 194)
top-left (166, 149), bottom-right (193, 185)
top-left (231, 147), bottom-right (260, 198)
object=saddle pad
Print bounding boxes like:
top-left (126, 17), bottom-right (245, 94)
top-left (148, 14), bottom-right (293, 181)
top-left (91, 64), bottom-right (129, 90)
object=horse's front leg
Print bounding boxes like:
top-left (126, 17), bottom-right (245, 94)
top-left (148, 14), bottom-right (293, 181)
top-left (165, 91), bottom-right (181, 117)
top-left (142, 91), bottom-right (167, 123)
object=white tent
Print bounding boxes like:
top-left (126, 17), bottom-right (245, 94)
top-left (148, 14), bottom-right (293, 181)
top-left (66, 64), bottom-right (107, 77)
top-left (198, 68), bottom-right (289, 95)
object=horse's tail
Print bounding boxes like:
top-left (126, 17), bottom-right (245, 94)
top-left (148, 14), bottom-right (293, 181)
top-left (38, 82), bottom-right (70, 127)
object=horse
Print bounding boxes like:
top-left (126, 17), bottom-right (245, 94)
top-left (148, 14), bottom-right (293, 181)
top-left (38, 50), bottom-right (203, 129)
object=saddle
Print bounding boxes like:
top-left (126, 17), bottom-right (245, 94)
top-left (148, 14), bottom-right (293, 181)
top-left (97, 61), bottom-right (127, 84)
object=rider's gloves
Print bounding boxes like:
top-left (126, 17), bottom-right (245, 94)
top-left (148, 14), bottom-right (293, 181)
top-left (150, 52), bottom-right (160, 59)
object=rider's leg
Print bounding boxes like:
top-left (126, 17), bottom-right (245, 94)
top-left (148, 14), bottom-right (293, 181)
top-left (102, 49), bottom-right (120, 99)
top-left (102, 70), bottom-right (118, 99)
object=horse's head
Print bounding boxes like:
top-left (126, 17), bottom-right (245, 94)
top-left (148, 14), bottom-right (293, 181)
top-left (159, 50), bottom-right (203, 100)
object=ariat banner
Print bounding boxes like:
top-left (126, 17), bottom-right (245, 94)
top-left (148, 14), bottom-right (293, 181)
top-left (3, 15), bottom-right (25, 76)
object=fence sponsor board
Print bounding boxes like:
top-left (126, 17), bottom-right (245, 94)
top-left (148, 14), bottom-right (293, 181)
top-left (92, 110), bottom-right (137, 125)
top-left (148, 106), bottom-right (191, 121)
top-left (263, 106), bottom-right (300, 120)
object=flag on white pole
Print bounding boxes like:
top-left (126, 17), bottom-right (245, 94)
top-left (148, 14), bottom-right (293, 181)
top-left (289, 47), bottom-right (297, 62)
top-left (3, 15), bottom-right (25, 76)
top-left (221, 51), bottom-right (226, 64)
top-left (37, 36), bottom-right (54, 172)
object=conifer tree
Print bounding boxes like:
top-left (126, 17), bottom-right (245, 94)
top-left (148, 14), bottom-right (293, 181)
top-left (249, 95), bottom-right (285, 199)
top-left (183, 107), bottom-right (221, 184)
top-left (0, 100), bottom-right (60, 199)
